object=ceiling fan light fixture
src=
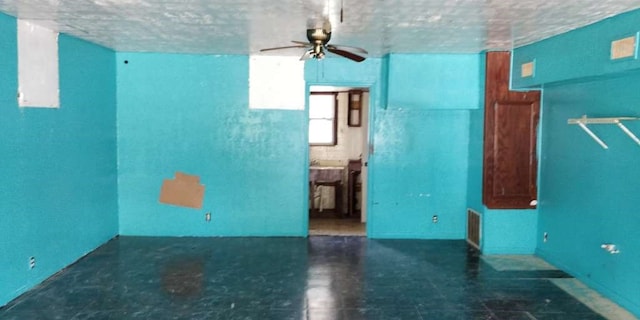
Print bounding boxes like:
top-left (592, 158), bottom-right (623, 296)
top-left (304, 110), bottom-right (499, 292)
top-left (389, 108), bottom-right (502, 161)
top-left (261, 23), bottom-right (366, 63)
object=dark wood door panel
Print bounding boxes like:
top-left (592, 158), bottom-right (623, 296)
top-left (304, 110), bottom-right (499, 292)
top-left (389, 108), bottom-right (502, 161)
top-left (482, 52), bottom-right (540, 209)
top-left (485, 100), bottom-right (539, 208)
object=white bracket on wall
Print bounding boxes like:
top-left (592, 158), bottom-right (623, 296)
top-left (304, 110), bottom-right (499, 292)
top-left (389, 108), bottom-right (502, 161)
top-left (567, 115), bottom-right (640, 149)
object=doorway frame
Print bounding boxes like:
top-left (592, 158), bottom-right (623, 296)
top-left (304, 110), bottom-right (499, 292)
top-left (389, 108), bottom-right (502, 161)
top-left (302, 80), bottom-right (377, 237)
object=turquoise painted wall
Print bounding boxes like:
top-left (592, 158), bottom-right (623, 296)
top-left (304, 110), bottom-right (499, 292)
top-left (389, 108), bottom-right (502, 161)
top-left (387, 54), bottom-right (482, 109)
top-left (466, 109), bottom-right (484, 211)
top-left (537, 73), bottom-right (640, 316)
top-left (0, 13), bottom-right (118, 306)
top-left (464, 52), bottom-right (539, 254)
top-left (306, 55), bottom-right (480, 239)
top-left (116, 53), bottom-right (307, 236)
top-left (370, 109), bottom-right (471, 238)
top-left (511, 8), bottom-right (640, 316)
top-left (512, 8), bottom-right (640, 88)
top-left (1, 4), bottom-right (638, 314)
top-left (478, 90), bottom-right (539, 255)
top-left (305, 57), bottom-right (383, 234)
top-left (306, 58), bottom-right (382, 86)
top-left (481, 209), bottom-right (538, 254)
top-left (466, 53), bottom-right (486, 213)
top-left (116, 54), bottom-right (480, 239)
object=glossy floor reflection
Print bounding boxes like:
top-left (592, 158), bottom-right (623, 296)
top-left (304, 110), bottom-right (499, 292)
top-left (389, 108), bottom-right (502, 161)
top-left (0, 237), bottom-right (626, 319)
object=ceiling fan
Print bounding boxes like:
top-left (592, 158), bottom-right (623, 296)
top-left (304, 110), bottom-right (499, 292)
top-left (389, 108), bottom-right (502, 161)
top-left (260, 20), bottom-right (367, 62)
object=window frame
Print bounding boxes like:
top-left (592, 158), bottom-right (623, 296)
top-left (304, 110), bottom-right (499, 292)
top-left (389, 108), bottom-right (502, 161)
top-left (309, 92), bottom-right (338, 146)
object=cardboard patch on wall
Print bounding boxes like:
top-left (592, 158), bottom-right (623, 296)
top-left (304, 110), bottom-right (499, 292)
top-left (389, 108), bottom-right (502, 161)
top-left (159, 172), bottom-right (205, 209)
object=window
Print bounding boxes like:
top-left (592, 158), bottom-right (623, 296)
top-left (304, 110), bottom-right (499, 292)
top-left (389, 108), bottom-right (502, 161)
top-left (309, 93), bottom-right (337, 145)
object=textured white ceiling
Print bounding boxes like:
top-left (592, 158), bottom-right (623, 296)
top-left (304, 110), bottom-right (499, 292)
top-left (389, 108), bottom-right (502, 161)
top-left (1, 0), bottom-right (639, 56)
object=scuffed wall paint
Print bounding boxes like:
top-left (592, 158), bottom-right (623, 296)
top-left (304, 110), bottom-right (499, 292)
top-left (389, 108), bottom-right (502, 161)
top-left (512, 8), bottom-right (640, 88)
top-left (116, 53), bottom-right (307, 236)
top-left (118, 54), bottom-right (480, 239)
top-left (370, 109), bottom-right (471, 239)
top-left (481, 209), bottom-right (538, 254)
top-left (387, 54), bottom-right (482, 109)
top-left (312, 55), bottom-right (480, 239)
top-left (0, 12), bottom-right (118, 306)
top-left (537, 74), bottom-right (640, 316)
top-left (512, 9), bottom-right (640, 316)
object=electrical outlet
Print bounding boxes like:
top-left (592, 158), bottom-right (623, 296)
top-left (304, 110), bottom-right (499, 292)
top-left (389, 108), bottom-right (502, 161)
top-left (205, 212), bottom-right (211, 222)
top-left (29, 256), bottom-right (36, 269)
top-left (543, 232), bottom-right (548, 243)
top-left (432, 215), bottom-right (438, 223)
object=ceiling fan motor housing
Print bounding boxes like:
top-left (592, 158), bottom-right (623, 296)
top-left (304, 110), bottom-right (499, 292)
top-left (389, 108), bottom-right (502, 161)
top-left (307, 28), bottom-right (331, 45)
top-left (260, 26), bottom-right (365, 62)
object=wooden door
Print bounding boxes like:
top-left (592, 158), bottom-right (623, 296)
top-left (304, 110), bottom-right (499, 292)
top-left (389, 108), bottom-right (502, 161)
top-left (483, 52), bottom-right (540, 209)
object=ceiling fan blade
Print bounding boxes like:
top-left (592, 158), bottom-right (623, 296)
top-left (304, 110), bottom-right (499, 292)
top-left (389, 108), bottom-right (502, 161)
top-left (327, 44), bottom-right (368, 54)
top-left (300, 50), bottom-right (313, 61)
top-left (260, 44), bottom-right (308, 52)
top-left (291, 40), bottom-right (311, 46)
top-left (326, 47), bottom-right (366, 62)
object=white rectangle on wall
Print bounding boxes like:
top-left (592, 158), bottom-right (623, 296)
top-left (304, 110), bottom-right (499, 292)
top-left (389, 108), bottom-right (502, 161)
top-left (249, 56), bottom-right (305, 110)
top-left (18, 20), bottom-right (59, 108)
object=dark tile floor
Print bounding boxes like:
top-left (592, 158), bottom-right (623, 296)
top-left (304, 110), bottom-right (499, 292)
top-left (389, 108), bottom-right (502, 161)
top-left (0, 236), bottom-right (610, 320)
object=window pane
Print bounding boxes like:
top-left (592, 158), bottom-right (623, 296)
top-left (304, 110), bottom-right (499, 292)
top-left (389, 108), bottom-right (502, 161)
top-left (309, 94), bottom-right (335, 119)
top-left (309, 119), bottom-right (334, 144)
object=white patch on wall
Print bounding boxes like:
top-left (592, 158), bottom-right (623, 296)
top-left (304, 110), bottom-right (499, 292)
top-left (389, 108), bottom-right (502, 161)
top-left (17, 20), bottom-right (60, 108)
top-left (249, 56), bottom-right (304, 110)
top-left (521, 60), bottom-right (535, 78)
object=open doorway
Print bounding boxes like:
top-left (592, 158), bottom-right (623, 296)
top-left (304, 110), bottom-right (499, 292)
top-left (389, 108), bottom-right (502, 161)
top-left (307, 86), bottom-right (369, 236)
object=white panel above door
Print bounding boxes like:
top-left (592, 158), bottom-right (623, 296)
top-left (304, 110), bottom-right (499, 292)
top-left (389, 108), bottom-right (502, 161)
top-left (249, 56), bottom-right (305, 110)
